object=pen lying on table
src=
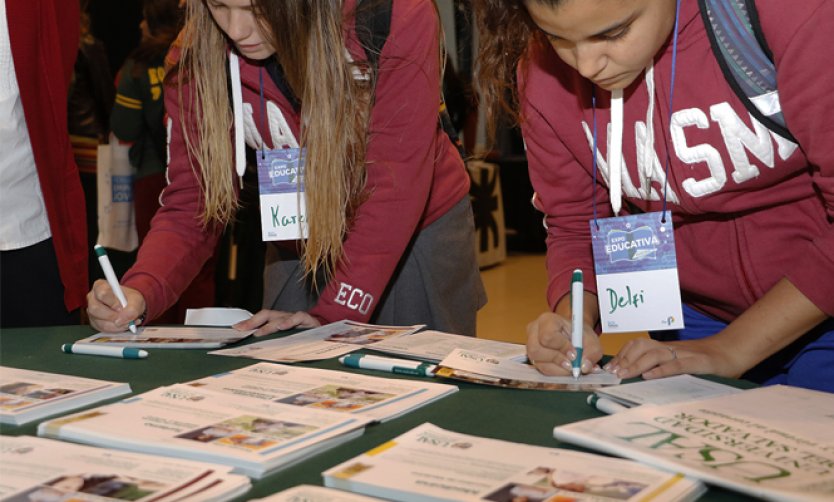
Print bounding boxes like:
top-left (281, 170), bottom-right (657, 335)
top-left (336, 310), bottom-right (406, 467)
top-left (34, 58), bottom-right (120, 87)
top-left (61, 343), bottom-right (148, 360)
top-left (339, 354), bottom-right (437, 377)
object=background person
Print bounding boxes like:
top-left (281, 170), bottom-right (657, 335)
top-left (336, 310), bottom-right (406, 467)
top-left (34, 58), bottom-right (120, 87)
top-left (1, 0), bottom-right (87, 328)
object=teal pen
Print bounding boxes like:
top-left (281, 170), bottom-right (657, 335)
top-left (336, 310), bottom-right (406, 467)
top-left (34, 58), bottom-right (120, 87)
top-left (570, 269), bottom-right (584, 379)
top-left (586, 394), bottom-right (629, 414)
top-left (339, 354), bottom-right (437, 377)
top-left (61, 343), bottom-right (148, 359)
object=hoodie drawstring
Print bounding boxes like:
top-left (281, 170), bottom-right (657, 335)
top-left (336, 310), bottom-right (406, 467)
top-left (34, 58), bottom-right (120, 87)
top-left (229, 52), bottom-right (246, 189)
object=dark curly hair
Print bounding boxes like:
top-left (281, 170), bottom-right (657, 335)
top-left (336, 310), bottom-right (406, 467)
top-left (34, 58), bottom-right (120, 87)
top-left (471, 0), bottom-right (563, 143)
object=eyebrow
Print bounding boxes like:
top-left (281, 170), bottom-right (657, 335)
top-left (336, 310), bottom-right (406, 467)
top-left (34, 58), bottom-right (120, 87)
top-left (542, 14), bottom-right (637, 40)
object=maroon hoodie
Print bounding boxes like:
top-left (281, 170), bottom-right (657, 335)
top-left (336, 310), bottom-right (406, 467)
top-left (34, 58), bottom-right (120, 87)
top-left (520, 0), bottom-right (834, 322)
top-left (122, 0), bottom-right (469, 323)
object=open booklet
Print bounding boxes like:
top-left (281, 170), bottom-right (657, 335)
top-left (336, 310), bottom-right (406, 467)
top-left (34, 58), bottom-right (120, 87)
top-left (1, 366), bottom-right (131, 426)
top-left (554, 385), bottom-right (834, 501)
top-left (368, 330), bottom-right (527, 363)
top-left (0, 435), bottom-right (250, 502)
top-left (435, 348), bottom-right (621, 390)
top-left (210, 320), bottom-right (424, 362)
top-left (75, 326), bottom-right (255, 349)
top-left (185, 362), bottom-right (458, 423)
top-left (37, 383), bottom-right (372, 479)
top-left (590, 374), bottom-right (742, 413)
top-left (323, 422), bottom-right (705, 502)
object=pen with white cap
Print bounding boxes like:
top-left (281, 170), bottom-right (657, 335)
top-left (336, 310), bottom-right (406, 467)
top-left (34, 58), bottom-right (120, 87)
top-left (94, 244), bottom-right (137, 333)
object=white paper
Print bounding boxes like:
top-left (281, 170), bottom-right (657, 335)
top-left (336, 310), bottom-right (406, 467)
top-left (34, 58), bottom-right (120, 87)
top-left (323, 423), bottom-right (704, 502)
top-left (185, 307), bottom-right (254, 326)
top-left (595, 374), bottom-right (742, 407)
top-left (554, 385), bottom-right (834, 501)
top-left (186, 362), bottom-right (457, 422)
top-left (436, 349), bottom-right (620, 390)
top-left (210, 320), bottom-right (424, 362)
top-left (0, 366), bottom-right (131, 425)
top-left (369, 330), bottom-right (527, 363)
top-left (252, 485), bottom-right (383, 502)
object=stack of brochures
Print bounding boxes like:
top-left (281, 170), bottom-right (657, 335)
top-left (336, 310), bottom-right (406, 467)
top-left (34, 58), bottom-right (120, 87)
top-left (37, 383), bottom-right (372, 479)
top-left (0, 435), bottom-right (250, 501)
top-left (75, 326), bottom-right (255, 349)
top-left (185, 362), bottom-right (458, 423)
top-left (323, 422), bottom-right (705, 501)
top-left (0, 366), bottom-right (131, 426)
top-left (554, 385), bottom-right (834, 501)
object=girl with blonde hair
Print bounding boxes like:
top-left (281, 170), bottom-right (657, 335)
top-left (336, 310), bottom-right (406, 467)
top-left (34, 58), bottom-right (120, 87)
top-left (88, 0), bottom-right (485, 336)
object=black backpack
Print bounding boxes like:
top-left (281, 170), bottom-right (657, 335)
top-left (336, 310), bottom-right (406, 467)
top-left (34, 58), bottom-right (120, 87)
top-left (699, 0), bottom-right (795, 142)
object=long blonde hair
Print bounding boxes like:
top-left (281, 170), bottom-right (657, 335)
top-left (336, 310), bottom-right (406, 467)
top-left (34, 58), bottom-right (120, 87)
top-left (174, 0), bottom-right (373, 284)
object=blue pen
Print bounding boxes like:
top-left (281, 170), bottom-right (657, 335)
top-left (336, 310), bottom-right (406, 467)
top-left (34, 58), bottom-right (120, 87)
top-left (62, 343), bottom-right (148, 359)
top-left (339, 354), bottom-right (437, 377)
top-left (570, 269), bottom-right (584, 379)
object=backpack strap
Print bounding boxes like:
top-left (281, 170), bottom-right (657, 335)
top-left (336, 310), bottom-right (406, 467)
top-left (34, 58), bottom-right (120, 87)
top-left (356, 0), bottom-right (466, 157)
top-left (698, 0), bottom-right (795, 142)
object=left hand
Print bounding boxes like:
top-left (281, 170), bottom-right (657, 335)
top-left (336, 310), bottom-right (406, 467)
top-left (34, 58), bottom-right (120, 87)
top-left (233, 309), bottom-right (321, 336)
top-left (605, 336), bottom-right (743, 380)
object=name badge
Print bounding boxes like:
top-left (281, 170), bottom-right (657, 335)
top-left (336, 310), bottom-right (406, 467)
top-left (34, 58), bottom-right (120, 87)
top-left (590, 212), bottom-right (684, 333)
top-left (257, 148), bottom-right (308, 241)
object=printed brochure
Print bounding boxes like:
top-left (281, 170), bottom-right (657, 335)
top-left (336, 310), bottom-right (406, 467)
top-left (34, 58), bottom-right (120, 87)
top-left (0, 435), bottom-right (250, 502)
top-left (37, 384), bottom-right (371, 479)
top-left (323, 422), bottom-right (704, 502)
top-left (210, 320), bottom-right (424, 362)
top-left (435, 349), bottom-right (620, 390)
top-left (76, 326), bottom-right (255, 349)
top-left (553, 385), bottom-right (834, 501)
top-left (186, 362), bottom-right (457, 422)
top-left (369, 330), bottom-right (527, 363)
top-left (0, 366), bottom-right (131, 426)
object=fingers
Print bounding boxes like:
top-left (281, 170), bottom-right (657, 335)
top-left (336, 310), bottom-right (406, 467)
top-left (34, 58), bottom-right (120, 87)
top-left (606, 338), bottom-right (684, 379)
top-left (526, 312), bottom-right (586, 376)
top-left (234, 310), bottom-right (321, 336)
top-left (86, 280), bottom-right (144, 333)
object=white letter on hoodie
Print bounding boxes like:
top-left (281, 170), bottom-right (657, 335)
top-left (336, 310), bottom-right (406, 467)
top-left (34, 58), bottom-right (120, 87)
top-left (672, 108), bottom-right (726, 197)
top-left (710, 102), bottom-right (773, 183)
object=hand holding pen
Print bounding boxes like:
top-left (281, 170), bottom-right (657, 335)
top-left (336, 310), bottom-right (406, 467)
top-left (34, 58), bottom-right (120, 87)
top-left (86, 245), bottom-right (146, 333)
top-left (526, 270), bottom-right (603, 377)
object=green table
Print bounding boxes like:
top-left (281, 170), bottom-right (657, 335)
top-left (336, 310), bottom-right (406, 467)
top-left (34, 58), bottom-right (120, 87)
top-left (0, 326), bottom-right (754, 500)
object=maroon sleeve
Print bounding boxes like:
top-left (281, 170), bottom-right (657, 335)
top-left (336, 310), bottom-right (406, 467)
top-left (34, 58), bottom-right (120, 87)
top-left (518, 46), bottom-right (609, 311)
top-left (121, 74), bottom-right (224, 321)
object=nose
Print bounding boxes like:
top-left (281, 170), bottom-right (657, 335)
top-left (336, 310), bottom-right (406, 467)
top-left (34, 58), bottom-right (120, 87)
top-left (573, 43), bottom-right (606, 81)
top-left (225, 9), bottom-right (253, 42)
